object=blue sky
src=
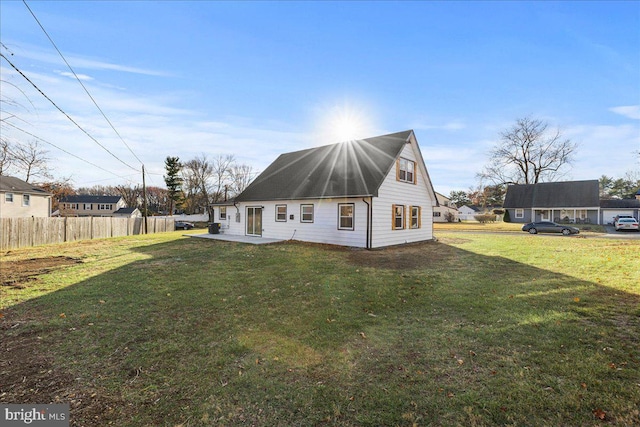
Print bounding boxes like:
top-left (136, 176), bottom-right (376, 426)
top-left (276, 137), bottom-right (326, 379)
top-left (1, 1), bottom-right (638, 195)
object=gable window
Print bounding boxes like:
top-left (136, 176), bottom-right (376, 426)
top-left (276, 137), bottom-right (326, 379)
top-left (276, 204), bottom-right (287, 222)
top-left (397, 158), bottom-right (416, 184)
top-left (338, 203), bottom-right (354, 230)
top-left (301, 204), bottom-right (314, 223)
top-left (392, 204), bottom-right (405, 230)
top-left (5, 193), bottom-right (13, 203)
top-left (22, 194), bottom-right (30, 206)
top-left (410, 206), bottom-right (421, 229)
top-left (220, 206), bottom-right (227, 220)
top-left (515, 209), bottom-right (524, 219)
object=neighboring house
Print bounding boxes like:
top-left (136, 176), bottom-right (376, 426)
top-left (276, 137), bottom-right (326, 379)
top-left (112, 207), bottom-right (142, 218)
top-left (210, 130), bottom-right (438, 248)
top-left (458, 205), bottom-right (480, 221)
top-left (600, 198), bottom-right (640, 224)
top-left (0, 175), bottom-right (52, 218)
top-left (59, 195), bottom-right (127, 217)
top-left (433, 192), bottom-right (458, 222)
top-left (503, 180), bottom-right (600, 224)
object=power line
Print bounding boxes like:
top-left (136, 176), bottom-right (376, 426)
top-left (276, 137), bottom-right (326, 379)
top-left (3, 120), bottom-right (129, 179)
top-left (0, 52), bottom-right (139, 172)
top-left (22, 0), bottom-right (145, 167)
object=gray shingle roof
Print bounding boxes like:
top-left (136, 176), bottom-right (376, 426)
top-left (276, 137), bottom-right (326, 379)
top-left (600, 198), bottom-right (640, 209)
top-left (236, 130), bottom-right (414, 202)
top-left (60, 195), bottom-right (123, 204)
top-left (0, 176), bottom-right (51, 196)
top-left (503, 180), bottom-right (600, 208)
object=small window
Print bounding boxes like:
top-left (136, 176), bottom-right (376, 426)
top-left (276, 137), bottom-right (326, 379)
top-left (397, 158), bottom-right (416, 184)
top-left (434, 211), bottom-right (441, 217)
top-left (84, 203), bottom-right (92, 210)
top-left (338, 203), bottom-right (354, 230)
top-left (392, 204), bottom-right (405, 230)
top-left (515, 209), bottom-right (524, 219)
top-left (410, 206), bottom-right (421, 229)
top-left (5, 193), bottom-right (13, 203)
top-left (276, 205), bottom-right (287, 222)
top-left (220, 206), bottom-right (227, 220)
top-left (22, 194), bottom-right (30, 207)
top-left (301, 204), bottom-right (314, 223)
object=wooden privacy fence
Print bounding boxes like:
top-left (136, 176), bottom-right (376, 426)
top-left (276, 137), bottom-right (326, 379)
top-left (0, 217), bottom-right (175, 251)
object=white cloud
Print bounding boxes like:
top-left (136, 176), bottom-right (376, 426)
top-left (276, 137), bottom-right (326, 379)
top-left (609, 105), bottom-right (640, 120)
top-left (57, 71), bottom-right (93, 81)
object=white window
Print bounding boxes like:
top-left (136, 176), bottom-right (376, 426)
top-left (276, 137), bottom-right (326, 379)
top-left (410, 206), bottom-right (421, 229)
top-left (276, 205), bottom-right (287, 222)
top-left (5, 193), bottom-right (13, 203)
top-left (397, 158), bottom-right (415, 184)
top-left (22, 194), bottom-right (30, 206)
top-left (338, 203), bottom-right (354, 230)
top-left (301, 204), bottom-right (314, 223)
top-left (392, 204), bottom-right (405, 230)
top-left (220, 206), bottom-right (227, 220)
top-left (83, 203), bottom-right (93, 210)
top-left (515, 209), bottom-right (524, 219)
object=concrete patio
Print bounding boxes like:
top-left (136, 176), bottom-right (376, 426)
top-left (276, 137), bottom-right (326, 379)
top-left (186, 233), bottom-right (286, 245)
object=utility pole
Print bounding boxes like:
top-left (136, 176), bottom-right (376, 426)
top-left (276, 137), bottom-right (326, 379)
top-left (142, 165), bottom-right (148, 234)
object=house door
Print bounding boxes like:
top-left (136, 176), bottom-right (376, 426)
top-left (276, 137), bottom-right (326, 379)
top-left (539, 210), bottom-right (551, 221)
top-left (246, 207), bottom-right (262, 236)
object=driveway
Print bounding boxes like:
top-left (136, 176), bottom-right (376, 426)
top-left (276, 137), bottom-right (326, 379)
top-left (602, 225), bottom-right (640, 239)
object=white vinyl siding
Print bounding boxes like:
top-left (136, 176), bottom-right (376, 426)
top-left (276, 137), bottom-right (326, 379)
top-left (225, 199), bottom-right (369, 247)
top-left (371, 142), bottom-right (434, 248)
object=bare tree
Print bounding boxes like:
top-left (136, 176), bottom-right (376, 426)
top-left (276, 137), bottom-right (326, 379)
top-left (479, 117), bottom-right (577, 185)
top-left (0, 139), bottom-right (13, 175)
top-left (182, 154), bottom-right (215, 216)
top-left (115, 184), bottom-right (142, 209)
top-left (228, 163), bottom-right (256, 198)
top-left (211, 154), bottom-right (235, 202)
top-left (11, 140), bottom-right (52, 182)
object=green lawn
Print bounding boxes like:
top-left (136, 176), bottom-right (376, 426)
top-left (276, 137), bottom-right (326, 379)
top-left (1, 231), bottom-right (638, 426)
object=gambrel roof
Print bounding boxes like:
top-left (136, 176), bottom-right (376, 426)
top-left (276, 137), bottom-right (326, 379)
top-left (236, 130), bottom-right (422, 202)
top-left (503, 180), bottom-right (599, 208)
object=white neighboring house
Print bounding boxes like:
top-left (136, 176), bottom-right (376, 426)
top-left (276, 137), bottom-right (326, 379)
top-left (0, 175), bottom-right (52, 218)
top-left (210, 130), bottom-right (438, 248)
top-left (433, 192), bottom-right (458, 222)
top-left (458, 205), bottom-right (480, 221)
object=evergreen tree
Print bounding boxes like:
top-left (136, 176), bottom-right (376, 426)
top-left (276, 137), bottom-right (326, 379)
top-left (164, 156), bottom-right (183, 215)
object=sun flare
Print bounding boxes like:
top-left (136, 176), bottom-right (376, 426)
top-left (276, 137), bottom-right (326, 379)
top-left (315, 101), bottom-right (376, 143)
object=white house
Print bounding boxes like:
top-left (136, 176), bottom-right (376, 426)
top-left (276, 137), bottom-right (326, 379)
top-left (210, 130), bottom-right (438, 248)
top-left (458, 205), bottom-right (480, 221)
top-left (433, 192), bottom-right (458, 222)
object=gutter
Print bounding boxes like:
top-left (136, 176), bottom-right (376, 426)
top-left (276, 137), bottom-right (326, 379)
top-left (363, 197), bottom-right (372, 249)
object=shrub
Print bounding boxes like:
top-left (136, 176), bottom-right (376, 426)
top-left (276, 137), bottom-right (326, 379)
top-left (474, 213), bottom-right (498, 223)
top-left (444, 211), bottom-right (457, 223)
top-left (503, 209), bottom-right (511, 223)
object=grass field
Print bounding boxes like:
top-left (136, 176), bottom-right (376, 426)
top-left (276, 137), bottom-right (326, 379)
top-left (1, 229), bottom-right (638, 426)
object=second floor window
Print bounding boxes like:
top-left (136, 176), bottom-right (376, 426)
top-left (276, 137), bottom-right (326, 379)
top-left (22, 194), bottom-right (30, 206)
top-left (397, 158), bottom-right (415, 184)
top-left (5, 193), bottom-right (13, 202)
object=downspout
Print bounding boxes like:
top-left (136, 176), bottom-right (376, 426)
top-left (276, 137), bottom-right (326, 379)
top-left (363, 197), bottom-right (372, 250)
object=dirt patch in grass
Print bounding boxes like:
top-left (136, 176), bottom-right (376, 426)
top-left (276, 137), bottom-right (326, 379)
top-left (0, 256), bottom-right (82, 289)
top-left (0, 324), bottom-right (125, 426)
top-left (347, 239), bottom-right (464, 270)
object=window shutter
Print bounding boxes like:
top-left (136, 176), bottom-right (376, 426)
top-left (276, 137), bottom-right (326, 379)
top-left (396, 160), bottom-right (400, 181)
top-left (418, 206), bottom-right (422, 228)
top-left (413, 161), bottom-right (417, 184)
top-left (392, 205), bottom-right (396, 229)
